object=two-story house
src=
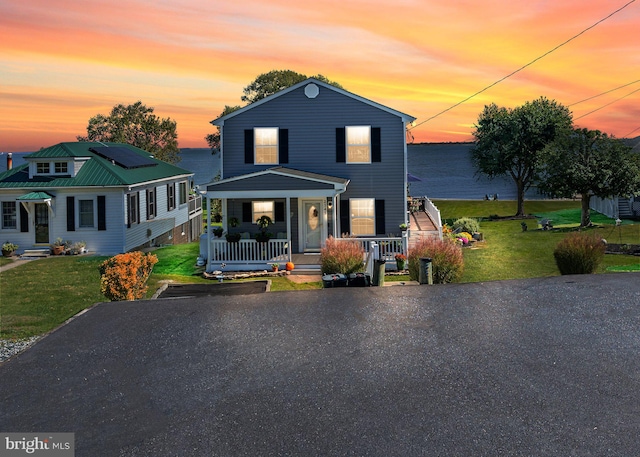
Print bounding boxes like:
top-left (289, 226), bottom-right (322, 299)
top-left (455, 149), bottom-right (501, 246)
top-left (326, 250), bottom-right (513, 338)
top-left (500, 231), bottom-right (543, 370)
top-left (0, 142), bottom-right (202, 255)
top-left (202, 78), bottom-right (439, 272)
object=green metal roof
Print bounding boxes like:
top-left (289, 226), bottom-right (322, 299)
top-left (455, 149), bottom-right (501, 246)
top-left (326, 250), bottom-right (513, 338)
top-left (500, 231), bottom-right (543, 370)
top-left (0, 142), bottom-right (192, 189)
top-left (16, 191), bottom-right (54, 201)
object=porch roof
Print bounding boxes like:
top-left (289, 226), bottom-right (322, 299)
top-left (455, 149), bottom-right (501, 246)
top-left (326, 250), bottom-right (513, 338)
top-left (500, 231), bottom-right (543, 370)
top-left (16, 191), bottom-right (54, 202)
top-left (204, 167), bottom-right (349, 198)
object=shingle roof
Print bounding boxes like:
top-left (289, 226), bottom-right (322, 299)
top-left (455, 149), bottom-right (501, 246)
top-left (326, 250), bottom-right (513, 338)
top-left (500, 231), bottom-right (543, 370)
top-left (0, 142), bottom-right (192, 189)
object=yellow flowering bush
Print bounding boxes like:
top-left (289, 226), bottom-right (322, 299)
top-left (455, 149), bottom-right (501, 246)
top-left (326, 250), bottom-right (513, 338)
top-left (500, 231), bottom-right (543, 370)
top-left (99, 251), bottom-right (158, 301)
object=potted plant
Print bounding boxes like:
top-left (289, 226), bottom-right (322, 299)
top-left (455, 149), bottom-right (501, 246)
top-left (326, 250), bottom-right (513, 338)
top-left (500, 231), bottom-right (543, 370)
top-left (225, 216), bottom-right (241, 242)
top-left (255, 215), bottom-right (273, 243)
top-left (69, 241), bottom-right (86, 255)
top-left (271, 263), bottom-right (280, 272)
top-left (212, 226), bottom-right (224, 238)
top-left (50, 238), bottom-right (68, 255)
top-left (399, 223), bottom-right (408, 231)
top-left (395, 253), bottom-right (407, 270)
top-left (2, 241), bottom-right (18, 257)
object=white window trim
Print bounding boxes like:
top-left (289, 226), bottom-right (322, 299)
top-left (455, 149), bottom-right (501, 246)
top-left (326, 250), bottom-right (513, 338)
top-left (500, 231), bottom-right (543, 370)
top-left (346, 125), bottom-right (372, 164)
top-left (252, 200), bottom-right (275, 223)
top-left (254, 127), bottom-right (279, 165)
top-left (1, 201), bottom-right (17, 230)
top-left (53, 161), bottom-right (69, 175)
top-left (349, 197), bottom-right (376, 236)
top-left (77, 197), bottom-right (96, 229)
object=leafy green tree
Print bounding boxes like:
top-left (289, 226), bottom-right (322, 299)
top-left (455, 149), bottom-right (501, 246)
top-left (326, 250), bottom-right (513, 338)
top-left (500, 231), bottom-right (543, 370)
top-left (207, 70), bottom-right (343, 154)
top-left (205, 105), bottom-right (242, 155)
top-left (471, 97), bottom-right (573, 216)
top-left (241, 70), bottom-right (343, 104)
top-left (538, 128), bottom-right (640, 227)
top-left (78, 101), bottom-right (180, 164)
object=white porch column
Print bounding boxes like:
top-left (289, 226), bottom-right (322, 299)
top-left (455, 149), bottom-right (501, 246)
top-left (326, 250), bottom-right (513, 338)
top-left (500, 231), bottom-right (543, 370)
top-left (206, 195), bottom-right (212, 272)
top-left (286, 197), bottom-right (291, 262)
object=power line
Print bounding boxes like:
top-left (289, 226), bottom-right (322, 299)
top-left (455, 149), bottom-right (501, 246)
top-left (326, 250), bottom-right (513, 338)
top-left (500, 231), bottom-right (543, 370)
top-left (408, 0), bottom-right (637, 131)
top-left (622, 126), bottom-right (640, 137)
top-left (568, 79), bottom-right (640, 107)
top-left (574, 87), bottom-right (640, 120)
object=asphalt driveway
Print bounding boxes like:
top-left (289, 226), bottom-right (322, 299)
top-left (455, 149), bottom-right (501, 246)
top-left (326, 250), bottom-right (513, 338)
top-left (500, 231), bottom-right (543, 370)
top-left (1, 273), bottom-right (640, 456)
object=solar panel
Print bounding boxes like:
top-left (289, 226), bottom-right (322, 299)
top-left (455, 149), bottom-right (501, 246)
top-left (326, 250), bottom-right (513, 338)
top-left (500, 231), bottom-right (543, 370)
top-left (89, 146), bottom-right (157, 169)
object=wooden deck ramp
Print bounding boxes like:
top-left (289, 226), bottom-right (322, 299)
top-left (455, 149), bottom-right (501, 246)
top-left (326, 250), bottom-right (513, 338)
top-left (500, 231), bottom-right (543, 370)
top-left (408, 210), bottom-right (440, 249)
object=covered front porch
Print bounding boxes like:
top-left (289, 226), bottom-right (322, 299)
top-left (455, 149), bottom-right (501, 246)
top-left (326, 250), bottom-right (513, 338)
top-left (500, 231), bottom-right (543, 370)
top-left (202, 167), bottom-right (350, 272)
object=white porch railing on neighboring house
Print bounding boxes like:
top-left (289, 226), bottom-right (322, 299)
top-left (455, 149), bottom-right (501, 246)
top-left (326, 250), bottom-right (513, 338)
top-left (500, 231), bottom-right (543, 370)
top-left (207, 238), bottom-right (290, 270)
top-left (188, 195), bottom-right (202, 215)
top-left (337, 236), bottom-right (407, 261)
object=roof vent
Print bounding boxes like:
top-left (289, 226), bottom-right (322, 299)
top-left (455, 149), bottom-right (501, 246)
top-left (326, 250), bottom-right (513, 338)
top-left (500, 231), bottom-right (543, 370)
top-left (304, 83), bottom-right (319, 99)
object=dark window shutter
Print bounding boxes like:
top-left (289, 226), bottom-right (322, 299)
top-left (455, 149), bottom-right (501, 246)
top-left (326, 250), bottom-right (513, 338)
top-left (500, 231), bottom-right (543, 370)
top-left (336, 128), bottom-right (346, 163)
top-left (275, 201), bottom-right (285, 222)
top-left (127, 195), bottom-right (132, 229)
top-left (372, 127), bottom-right (381, 162)
top-left (136, 192), bottom-right (140, 224)
top-left (375, 199), bottom-right (385, 235)
top-left (340, 199), bottom-right (350, 234)
top-left (245, 129), bottom-right (254, 164)
top-left (97, 195), bottom-right (106, 231)
top-left (279, 129), bottom-right (288, 164)
top-left (19, 203), bottom-right (28, 233)
top-left (166, 184), bottom-right (172, 211)
top-left (66, 196), bottom-right (75, 231)
top-left (242, 202), bottom-right (252, 223)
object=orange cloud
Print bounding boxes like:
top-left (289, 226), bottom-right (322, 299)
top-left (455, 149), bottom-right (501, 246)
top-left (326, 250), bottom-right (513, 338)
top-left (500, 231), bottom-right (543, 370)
top-left (1, 0), bottom-right (638, 151)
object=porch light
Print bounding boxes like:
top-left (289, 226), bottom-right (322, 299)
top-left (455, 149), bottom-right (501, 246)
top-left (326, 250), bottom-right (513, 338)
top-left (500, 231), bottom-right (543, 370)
top-left (327, 198), bottom-right (333, 210)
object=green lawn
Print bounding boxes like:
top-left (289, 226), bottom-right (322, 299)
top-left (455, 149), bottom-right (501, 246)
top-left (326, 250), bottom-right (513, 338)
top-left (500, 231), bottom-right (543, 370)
top-left (1, 199), bottom-right (637, 340)
top-left (433, 199), bottom-right (640, 283)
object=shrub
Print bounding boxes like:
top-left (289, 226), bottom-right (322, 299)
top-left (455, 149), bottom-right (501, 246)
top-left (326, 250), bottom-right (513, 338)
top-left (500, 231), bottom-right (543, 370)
top-left (453, 217), bottom-right (480, 234)
top-left (408, 237), bottom-right (464, 284)
top-left (99, 251), bottom-right (158, 301)
top-left (553, 232), bottom-right (606, 275)
top-left (320, 236), bottom-right (364, 274)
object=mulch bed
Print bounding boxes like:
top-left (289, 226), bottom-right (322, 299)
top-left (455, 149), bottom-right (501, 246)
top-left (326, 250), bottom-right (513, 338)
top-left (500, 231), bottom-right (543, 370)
top-left (605, 244), bottom-right (640, 256)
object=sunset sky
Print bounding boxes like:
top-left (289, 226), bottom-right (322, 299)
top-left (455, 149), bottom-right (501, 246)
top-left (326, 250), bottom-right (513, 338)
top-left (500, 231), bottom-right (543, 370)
top-left (1, 0), bottom-right (639, 152)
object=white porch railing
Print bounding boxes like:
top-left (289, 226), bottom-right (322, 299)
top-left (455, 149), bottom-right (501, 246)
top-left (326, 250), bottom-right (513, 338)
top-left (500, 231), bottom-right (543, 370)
top-left (208, 238), bottom-right (290, 265)
top-left (335, 236), bottom-right (407, 261)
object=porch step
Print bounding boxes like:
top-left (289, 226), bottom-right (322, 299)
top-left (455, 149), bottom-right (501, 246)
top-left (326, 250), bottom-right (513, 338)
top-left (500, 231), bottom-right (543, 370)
top-left (21, 249), bottom-right (50, 259)
top-left (618, 198), bottom-right (632, 217)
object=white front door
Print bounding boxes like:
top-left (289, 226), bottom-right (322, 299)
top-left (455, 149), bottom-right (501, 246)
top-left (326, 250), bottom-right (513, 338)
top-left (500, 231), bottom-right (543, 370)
top-left (301, 199), bottom-right (325, 252)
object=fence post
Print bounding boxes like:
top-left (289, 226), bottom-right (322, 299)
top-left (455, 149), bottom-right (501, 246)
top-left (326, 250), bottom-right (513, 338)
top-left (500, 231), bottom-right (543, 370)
top-left (419, 257), bottom-right (433, 285)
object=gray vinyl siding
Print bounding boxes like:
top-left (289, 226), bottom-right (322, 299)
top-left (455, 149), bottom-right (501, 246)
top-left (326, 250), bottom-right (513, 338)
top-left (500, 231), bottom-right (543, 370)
top-left (221, 83), bottom-right (407, 234)
top-left (212, 174), bottom-right (336, 192)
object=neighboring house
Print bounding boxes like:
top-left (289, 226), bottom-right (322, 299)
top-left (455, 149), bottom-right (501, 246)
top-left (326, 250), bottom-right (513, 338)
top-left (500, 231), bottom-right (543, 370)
top-left (0, 142), bottom-right (202, 256)
top-left (202, 78), bottom-right (441, 271)
top-left (591, 195), bottom-right (640, 220)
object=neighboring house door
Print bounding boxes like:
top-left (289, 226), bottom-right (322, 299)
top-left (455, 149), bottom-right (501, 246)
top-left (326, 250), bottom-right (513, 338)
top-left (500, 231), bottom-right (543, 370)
top-left (35, 203), bottom-right (49, 244)
top-left (301, 199), bottom-right (325, 252)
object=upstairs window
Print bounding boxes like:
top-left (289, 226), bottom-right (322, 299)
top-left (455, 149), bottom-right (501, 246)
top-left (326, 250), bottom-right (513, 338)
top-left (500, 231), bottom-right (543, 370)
top-left (255, 128), bottom-right (279, 164)
top-left (346, 126), bottom-right (371, 163)
top-left (54, 162), bottom-right (68, 174)
top-left (36, 162), bottom-right (49, 174)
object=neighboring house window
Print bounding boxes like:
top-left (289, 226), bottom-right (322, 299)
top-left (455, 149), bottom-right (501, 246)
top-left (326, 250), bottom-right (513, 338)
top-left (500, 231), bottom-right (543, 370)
top-left (252, 201), bottom-right (274, 222)
top-left (167, 183), bottom-right (176, 211)
top-left (147, 187), bottom-right (157, 219)
top-left (179, 181), bottom-right (187, 205)
top-left (346, 126), bottom-right (371, 163)
top-left (79, 199), bottom-right (95, 228)
top-left (128, 193), bottom-right (139, 226)
top-left (54, 162), bottom-right (68, 174)
top-left (2, 202), bottom-right (17, 229)
top-left (350, 198), bottom-right (375, 235)
top-left (254, 128), bottom-right (278, 164)
top-left (36, 162), bottom-right (49, 174)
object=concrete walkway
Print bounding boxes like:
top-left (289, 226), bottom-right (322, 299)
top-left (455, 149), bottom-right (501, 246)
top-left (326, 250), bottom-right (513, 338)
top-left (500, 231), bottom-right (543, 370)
top-left (2, 273), bottom-right (639, 456)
